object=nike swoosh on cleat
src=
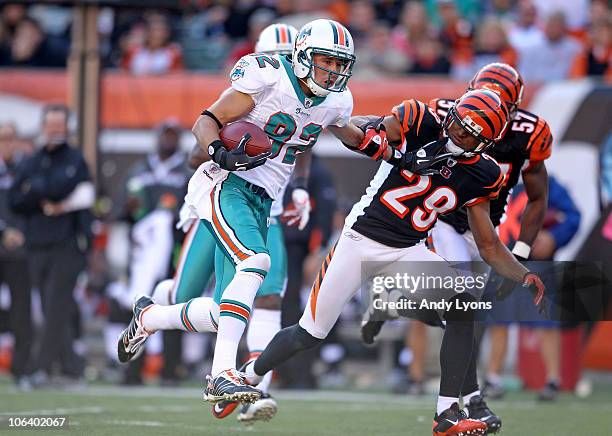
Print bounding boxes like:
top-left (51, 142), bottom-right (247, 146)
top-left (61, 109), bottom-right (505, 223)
top-left (445, 419), bottom-right (459, 425)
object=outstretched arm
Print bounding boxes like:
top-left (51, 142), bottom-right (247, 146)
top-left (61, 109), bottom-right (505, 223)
top-left (468, 200), bottom-right (545, 305)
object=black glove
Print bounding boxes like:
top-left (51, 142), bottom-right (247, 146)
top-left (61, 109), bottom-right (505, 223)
top-left (396, 141), bottom-right (454, 175)
top-left (209, 134), bottom-right (270, 172)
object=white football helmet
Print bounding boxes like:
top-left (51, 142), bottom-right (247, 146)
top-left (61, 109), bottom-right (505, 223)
top-left (255, 23), bottom-right (298, 56)
top-left (292, 19), bottom-right (356, 97)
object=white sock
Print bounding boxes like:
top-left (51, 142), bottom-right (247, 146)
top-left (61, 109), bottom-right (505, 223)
top-left (243, 360), bottom-right (264, 385)
top-left (437, 396), bottom-right (458, 415)
top-left (246, 309), bottom-right (281, 393)
top-left (487, 372), bottom-right (502, 386)
top-left (141, 297), bottom-right (219, 333)
top-left (211, 271), bottom-right (262, 375)
top-left (463, 390), bottom-right (480, 407)
top-left (152, 279), bottom-right (175, 306)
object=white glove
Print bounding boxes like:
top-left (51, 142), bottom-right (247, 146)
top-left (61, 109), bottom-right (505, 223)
top-left (283, 188), bottom-right (311, 230)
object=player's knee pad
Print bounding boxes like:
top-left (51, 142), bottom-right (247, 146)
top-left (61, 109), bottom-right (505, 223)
top-left (444, 292), bottom-right (477, 322)
top-left (152, 279), bottom-right (174, 306)
top-left (237, 252), bottom-right (271, 274)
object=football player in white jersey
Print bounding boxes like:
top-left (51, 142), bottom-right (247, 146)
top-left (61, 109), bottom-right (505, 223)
top-left (117, 19), bottom-right (393, 404)
top-left (148, 23), bottom-right (300, 424)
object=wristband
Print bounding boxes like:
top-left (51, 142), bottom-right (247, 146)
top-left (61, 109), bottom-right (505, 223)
top-left (201, 110), bottom-right (223, 130)
top-left (291, 177), bottom-right (308, 191)
top-left (512, 241), bottom-right (531, 259)
top-left (207, 139), bottom-right (226, 157)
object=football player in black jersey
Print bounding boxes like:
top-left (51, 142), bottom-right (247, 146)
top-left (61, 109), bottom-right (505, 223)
top-left (362, 63), bottom-right (552, 433)
top-left (429, 63), bottom-right (551, 406)
top-left (242, 89), bottom-right (545, 436)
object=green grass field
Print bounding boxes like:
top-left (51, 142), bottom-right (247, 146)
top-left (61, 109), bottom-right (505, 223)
top-left (1, 380), bottom-right (611, 435)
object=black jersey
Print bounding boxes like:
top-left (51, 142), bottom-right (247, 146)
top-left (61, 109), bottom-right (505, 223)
top-left (429, 98), bottom-right (552, 233)
top-left (345, 99), bottom-right (504, 248)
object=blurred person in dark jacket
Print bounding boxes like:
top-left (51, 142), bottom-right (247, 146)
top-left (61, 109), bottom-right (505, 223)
top-left (9, 104), bottom-right (94, 385)
top-left (0, 17), bottom-right (67, 68)
top-left (0, 122), bottom-right (32, 390)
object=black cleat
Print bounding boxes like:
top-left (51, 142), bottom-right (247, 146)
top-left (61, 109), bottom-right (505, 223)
top-left (466, 395), bottom-right (502, 434)
top-left (204, 369), bottom-right (262, 404)
top-left (482, 380), bottom-right (506, 400)
top-left (538, 381), bottom-right (559, 401)
top-left (117, 295), bottom-right (154, 363)
top-left (433, 403), bottom-right (487, 436)
top-left (361, 319), bottom-right (385, 345)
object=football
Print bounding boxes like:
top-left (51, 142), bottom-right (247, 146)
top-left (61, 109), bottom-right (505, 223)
top-left (219, 121), bottom-right (272, 157)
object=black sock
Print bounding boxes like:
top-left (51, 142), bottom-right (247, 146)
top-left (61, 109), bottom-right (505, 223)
top-left (439, 319), bottom-right (475, 398)
top-left (254, 324), bottom-right (322, 376)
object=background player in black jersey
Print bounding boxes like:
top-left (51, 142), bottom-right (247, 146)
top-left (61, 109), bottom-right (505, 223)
top-left (242, 89), bottom-right (546, 436)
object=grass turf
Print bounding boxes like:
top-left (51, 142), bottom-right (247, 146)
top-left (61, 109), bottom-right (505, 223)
top-left (0, 382), bottom-right (610, 435)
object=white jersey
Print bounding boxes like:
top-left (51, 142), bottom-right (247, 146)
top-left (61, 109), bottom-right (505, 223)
top-left (229, 54), bottom-right (353, 199)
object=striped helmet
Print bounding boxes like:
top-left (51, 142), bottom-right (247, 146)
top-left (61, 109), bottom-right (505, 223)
top-left (444, 89), bottom-right (510, 155)
top-left (292, 19), bottom-right (356, 97)
top-left (468, 63), bottom-right (524, 118)
top-left (255, 23), bottom-right (298, 56)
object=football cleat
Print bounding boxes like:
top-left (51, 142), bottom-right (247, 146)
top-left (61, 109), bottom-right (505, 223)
top-left (538, 381), bottom-right (559, 401)
top-left (361, 319), bottom-right (385, 345)
top-left (211, 400), bottom-right (239, 419)
top-left (204, 369), bottom-right (262, 404)
top-left (466, 395), bottom-right (502, 434)
top-left (117, 295), bottom-right (154, 363)
top-left (433, 403), bottom-right (487, 436)
top-left (237, 393), bottom-right (278, 425)
top-left (482, 380), bottom-right (506, 400)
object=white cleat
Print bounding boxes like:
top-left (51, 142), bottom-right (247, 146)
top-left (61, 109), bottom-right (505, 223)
top-left (237, 394), bottom-right (278, 425)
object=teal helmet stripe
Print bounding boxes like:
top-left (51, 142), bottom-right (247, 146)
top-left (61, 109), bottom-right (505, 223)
top-left (286, 25), bottom-right (293, 42)
top-left (329, 21), bottom-right (339, 45)
top-left (275, 26), bottom-right (281, 44)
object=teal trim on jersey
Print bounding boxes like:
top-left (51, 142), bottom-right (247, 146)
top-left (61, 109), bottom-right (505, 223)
top-left (173, 221), bottom-right (216, 304)
top-left (281, 57), bottom-right (325, 108)
top-left (242, 267), bottom-right (268, 279)
top-left (213, 220), bottom-right (287, 304)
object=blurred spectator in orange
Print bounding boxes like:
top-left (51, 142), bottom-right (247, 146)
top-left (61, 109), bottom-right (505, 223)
top-left (453, 18), bottom-right (516, 79)
top-left (391, 1), bottom-right (436, 63)
top-left (436, 0), bottom-right (474, 66)
top-left (409, 35), bottom-right (451, 75)
top-left (121, 14), bottom-right (183, 75)
top-left (353, 21), bottom-right (409, 79)
top-left (347, 0), bottom-right (376, 46)
top-left (1, 17), bottom-right (67, 68)
top-left (517, 11), bottom-right (581, 81)
top-left (571, 16), bottom-right (611, 79)
top-left (223, 8), bottom-right (274, 71)
top-left (508, 0), bottom-right (545, 53)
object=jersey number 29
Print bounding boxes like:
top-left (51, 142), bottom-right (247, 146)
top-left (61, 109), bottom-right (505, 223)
top-left (381, 170), bottom-right (457, 231)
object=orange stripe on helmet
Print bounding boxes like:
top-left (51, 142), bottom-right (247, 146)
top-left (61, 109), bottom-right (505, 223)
top-left (279, 25), bottom-right (288, 44)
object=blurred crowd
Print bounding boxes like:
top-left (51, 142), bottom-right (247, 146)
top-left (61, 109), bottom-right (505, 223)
top-left (1, 0), bottom-right (611, 80)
